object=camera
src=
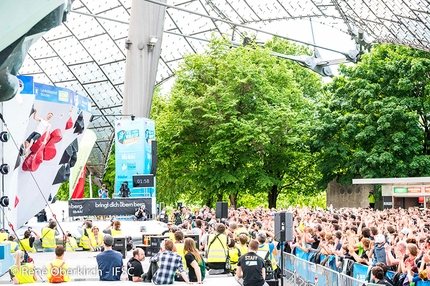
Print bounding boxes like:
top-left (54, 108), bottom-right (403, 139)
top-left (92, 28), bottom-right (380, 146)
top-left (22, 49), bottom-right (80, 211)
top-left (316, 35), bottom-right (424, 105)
top-left (249, 230), bottom-right (258, 239)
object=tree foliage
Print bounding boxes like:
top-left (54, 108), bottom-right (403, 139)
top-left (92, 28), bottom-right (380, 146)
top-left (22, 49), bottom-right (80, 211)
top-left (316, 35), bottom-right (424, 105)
top-left (310, 44), bottom-right (430, 188)
top-left (153, 37), bottom-right (324, 208)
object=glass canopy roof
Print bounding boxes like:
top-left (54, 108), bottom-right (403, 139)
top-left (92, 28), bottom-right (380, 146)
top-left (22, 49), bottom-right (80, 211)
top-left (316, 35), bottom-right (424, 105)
top-left (18, 0), bottom-right (430, 176)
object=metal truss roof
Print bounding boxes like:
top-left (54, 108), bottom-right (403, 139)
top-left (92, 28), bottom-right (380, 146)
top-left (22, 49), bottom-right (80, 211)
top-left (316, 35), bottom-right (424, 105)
top-left (18, 0), bottom-right (430, 176)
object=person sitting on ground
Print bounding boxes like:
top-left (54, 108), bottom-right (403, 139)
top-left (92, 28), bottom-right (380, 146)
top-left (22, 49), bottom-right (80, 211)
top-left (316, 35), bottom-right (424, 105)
top-left (236, 239), bottom-right (269, 286)
top-left (89, 226), bottom-right (104, 252)
top-left (60, 231), bottom-right (78, 252)
top-left (206, 223), bottom-right (229, 272)
top-left (173, 230), bottom-right (186, 268)
top-left (41, 220), bottom-right (58, 252)
top-left (103, 220), bottom-right (122, 237)
top-left (19, 228), bottom-right (39, 253)
top-left (78, 219), bottom-right (92, 251)
top-left (150, 239), bottom-right (191, 285)
top-left (0, 228), bottom-right (8, 242)
top-left (184, 237), bottom-right (204, 284)
top-left (4, 235), bottom-right (18, 253)
top-left (9, 250), bottom-right (37, 284)
top-left (96, 235), bottom-right (123, 281)
top-left (46, 245), bottom-right (71, 283)
top-left (127, 248), bottom-right (146, 282)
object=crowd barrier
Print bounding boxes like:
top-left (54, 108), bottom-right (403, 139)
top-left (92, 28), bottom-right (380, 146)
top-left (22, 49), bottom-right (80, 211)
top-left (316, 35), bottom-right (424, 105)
top-left (280, 248), bottom-right (430, 286)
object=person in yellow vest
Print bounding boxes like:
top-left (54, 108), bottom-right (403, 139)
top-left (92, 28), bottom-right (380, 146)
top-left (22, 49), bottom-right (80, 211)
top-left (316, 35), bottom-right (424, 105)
top-left (228, 237), bottom-right (241, 275)
top-left (368, 190), bottom-right (375, 209)
top-left (173, 230), bottom-right (186, 268)
top-left (236, 233), bottom-right (248, 257)
top-left (19, 229), bottom-right (40, 253)
top-left (234, 223), bottom-right (249, 239)
top-left (59, 231), bottom-right (78, 252)
top-left (89, 226), bottom-right (104, 252)
top-left (0, 228), bottom-right (8, 242)
top-left (257, 231), bottom-right (278, 274)
top-left (41, 220), bottom-right (58, 252)
top-left (78, 219), bottom-right (93, 250)
top-left (46, 245), bottom-right (71, 282)
top-left (8, 250), bottom-right (37, 284)
top-left (4, 235), bottom-right (18, 253)
top-left (103, 220), bottom-right (122, 237)
top-left (206, 223), bottom-right (229, 272)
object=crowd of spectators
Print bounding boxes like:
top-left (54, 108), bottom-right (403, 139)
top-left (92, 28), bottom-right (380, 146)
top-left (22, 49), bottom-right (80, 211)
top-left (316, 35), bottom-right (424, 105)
top-left (166, 204), bottom-right (430, 285)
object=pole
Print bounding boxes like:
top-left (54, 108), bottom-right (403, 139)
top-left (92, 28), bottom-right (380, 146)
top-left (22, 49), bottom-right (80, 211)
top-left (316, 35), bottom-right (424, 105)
top-left (89, 172), bottom-right (92, 198)
top-left (280, 241), bottom-right (284, 286)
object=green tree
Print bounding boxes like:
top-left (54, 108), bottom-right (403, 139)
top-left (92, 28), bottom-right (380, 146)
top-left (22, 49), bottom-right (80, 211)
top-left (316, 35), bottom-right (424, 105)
top-left (310, 44), bottom-right (430, 188)
top-left (153, 37), bottom-right (323, 208)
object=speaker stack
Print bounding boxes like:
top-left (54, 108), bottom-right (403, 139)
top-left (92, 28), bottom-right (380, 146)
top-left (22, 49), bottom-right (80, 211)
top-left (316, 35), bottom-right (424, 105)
top-left (274, 212), bottom-right (293, 242)
top-left (215, 202), bottom-right (228, 219)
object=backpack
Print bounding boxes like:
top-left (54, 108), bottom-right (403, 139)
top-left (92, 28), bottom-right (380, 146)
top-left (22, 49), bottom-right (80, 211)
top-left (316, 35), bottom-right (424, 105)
top-left (126, 236), bottom-right (133, 251)
top-left (391, 272), bottom-right (406, 286)
top-left (49, 262), bottom-right (65, 283)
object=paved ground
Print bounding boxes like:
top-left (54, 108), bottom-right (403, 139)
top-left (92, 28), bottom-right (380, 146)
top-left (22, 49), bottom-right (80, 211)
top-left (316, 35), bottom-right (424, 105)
top-left (0, 251), bottom-right (237, 285)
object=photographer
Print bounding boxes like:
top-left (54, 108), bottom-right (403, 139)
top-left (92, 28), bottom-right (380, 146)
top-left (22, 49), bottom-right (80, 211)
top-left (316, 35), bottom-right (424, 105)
top-left (133, 206), bottom-right (147, 221)
top-left (98, 184), bottom-right (108, 199)
top-left (103, 219), bottom-right (123, 237)
top-left (118, 181), bottom-right (130, 198)
top-left (19, 227), bottom-right (40, 253)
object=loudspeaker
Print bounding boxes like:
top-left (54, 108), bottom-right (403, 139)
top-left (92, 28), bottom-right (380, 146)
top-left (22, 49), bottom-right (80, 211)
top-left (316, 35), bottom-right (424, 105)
top-left (151, 140), bottom-right (158, 175)
top-left (216, 202), bottom-right (228, 219)
top-left (274, 212), bottom-right (293, 242)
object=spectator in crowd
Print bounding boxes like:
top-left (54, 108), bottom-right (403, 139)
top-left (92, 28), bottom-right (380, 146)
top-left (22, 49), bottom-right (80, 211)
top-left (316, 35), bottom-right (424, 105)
top-left (371, 266), bottom-right (393, 285)
top-left (236, 239), bottom-right (269, 286)
top-left (184, 237), bottom-right (204, 283)
top-left (96, 235), bottom-right (123, 281)
top-left (46, 245), bottom-right (71, 282)
top-left (368, 191), bottom-right (375, 209)
top-left (150, 239), bottom-right (191, 284)
top-left (9, 250), bottom-right (37, 284)
top-left (127, 248), bottom-right (145, 282)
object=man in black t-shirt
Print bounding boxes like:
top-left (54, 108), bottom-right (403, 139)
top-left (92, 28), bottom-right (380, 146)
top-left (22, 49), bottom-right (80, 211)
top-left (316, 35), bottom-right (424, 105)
top-left (236, 240), bottom-right (269, 286)
top-left (127, 248), bottom-right (145, 282)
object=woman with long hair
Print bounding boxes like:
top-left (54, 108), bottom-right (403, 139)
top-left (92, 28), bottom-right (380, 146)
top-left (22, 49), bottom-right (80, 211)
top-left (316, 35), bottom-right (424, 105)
top-left (183, 238), bottom-right (204, 284)
top-left (8, 250), bottom-right (37, 284)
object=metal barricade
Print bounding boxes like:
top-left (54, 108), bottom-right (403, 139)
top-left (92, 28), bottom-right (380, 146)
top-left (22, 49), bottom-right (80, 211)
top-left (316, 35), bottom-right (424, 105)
top-left (282, 251), bottom-right (379, 286)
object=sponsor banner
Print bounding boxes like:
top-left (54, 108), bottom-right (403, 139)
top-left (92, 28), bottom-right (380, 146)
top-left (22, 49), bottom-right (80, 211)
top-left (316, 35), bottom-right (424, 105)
top-left (68, 198), bottom-right (152, 216)
top-left (115, 118), bottom-right (155, 197)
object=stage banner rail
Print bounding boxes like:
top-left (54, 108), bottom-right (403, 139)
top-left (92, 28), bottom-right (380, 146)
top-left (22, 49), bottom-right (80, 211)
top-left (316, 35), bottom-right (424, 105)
top-left (68, 198), bottom-right (152, 216)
